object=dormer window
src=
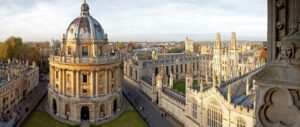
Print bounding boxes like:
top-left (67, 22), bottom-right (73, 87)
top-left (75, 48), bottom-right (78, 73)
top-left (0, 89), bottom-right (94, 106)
top-left (82, 46), bottom-right (88, 56)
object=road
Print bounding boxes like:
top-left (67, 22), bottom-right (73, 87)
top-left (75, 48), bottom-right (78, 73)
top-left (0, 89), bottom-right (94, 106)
top-left (14, 81), bottom-right (48, 127)
top-left (122, 76), bottom-right (181, 127)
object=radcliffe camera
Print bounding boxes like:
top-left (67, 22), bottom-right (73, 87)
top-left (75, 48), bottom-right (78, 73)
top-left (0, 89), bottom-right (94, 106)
top-left (0, 0), bottom-right (299, 127)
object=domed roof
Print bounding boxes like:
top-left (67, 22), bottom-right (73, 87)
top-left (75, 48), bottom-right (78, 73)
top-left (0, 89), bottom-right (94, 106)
top-left (65, 1), bottom-right (107, 41)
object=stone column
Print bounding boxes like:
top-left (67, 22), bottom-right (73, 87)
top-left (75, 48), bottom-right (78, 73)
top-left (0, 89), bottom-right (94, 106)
top-left (63, 69), bottom-right (66, 95)
top-left (60, 68), bottom-right (63, 94)
top-left (254, 0), bottom-right (300, 127)
top-left (91, 71), bottom-right (95, 97)
top-left (76, 70), bottom-right (80, 98)
top-left (107, 69), bottom-right (110, 94)
top-left (50, 66), bottom-right (54, 90)
top-left (95, 71), bottom-right (99, 97)
top-left (73, 70), bottom-right (76, 97)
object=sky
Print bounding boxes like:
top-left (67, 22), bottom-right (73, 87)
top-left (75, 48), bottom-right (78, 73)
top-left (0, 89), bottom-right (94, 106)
top-left (0, 0), bottom-right (267, 42)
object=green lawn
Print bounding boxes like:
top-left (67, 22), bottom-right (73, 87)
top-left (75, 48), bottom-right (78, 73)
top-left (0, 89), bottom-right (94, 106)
top-left (92, 110), bottom-right (148, 127)
top-left (22, 110), bottom-right (147, 127)
top-left (21, 111), bottom-right (79, 127)
top-left (173, 80), bottom-right (198, 94)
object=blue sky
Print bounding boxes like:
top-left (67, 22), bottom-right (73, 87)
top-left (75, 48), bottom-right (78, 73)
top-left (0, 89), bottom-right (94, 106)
top-left (0, 0), bottom-right (267, 42)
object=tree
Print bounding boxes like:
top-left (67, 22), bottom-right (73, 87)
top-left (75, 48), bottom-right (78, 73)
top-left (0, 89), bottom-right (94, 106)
top-left (24, 43), bottom-right (40, 64)
top-left (0, 36), bottom-right (23, 60)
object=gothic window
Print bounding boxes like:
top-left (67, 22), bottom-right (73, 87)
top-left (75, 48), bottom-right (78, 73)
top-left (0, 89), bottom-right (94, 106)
top-left (82, 74), bottom-right (88, 83)
top-left (181, 64), bottom-right (183, 73)
top-left (111, 70), bottom-right (114, 79)
top-left (207, 104), bottom-right (223, 127)
top-left (193, 63), bottom-right (195, 70)
top-left (82, 46), bottom-right (88, 56)
top-left (237, 118), bottom-right (246, 127)
top-left (192, 99), bottom-right (197, 119)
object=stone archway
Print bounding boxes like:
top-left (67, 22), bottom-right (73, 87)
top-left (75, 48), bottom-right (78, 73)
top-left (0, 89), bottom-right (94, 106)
top-left (65, 104), bottom-right (70, 120)
top-left (81, 106), bottom-right (89, 120)
top-left (113, 99), bottom-right (117, 112)
top-left (100, 104), bottom-right (105, 118)
top-left (52, 99), bottom-right (57, 114)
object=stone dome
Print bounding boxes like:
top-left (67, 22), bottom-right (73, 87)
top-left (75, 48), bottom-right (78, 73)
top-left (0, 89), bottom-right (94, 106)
top-left (65, 2), bottom-right (107, 41)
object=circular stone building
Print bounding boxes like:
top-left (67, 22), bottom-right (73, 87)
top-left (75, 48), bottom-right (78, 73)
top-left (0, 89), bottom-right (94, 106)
top-left (48, 1), bottom-right (122, 123)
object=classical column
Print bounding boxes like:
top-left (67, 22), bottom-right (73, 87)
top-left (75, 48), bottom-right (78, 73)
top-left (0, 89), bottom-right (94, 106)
top-left (73, 70), bottom-right (76, 97)
top-left (50, 66), bottom-right (54, 90)
top-left (106, 69), bottom-right (110, 94)
top-left (91, 70), bottom-right (95, 97)
top-left (60, 68), bottom-right (63, 94)
top-left (95, 71), bottom-right (99, 97)
top-left (63, 69), bottom-right (67, 95)
top-left (76, 70), bottom-right (80, 98)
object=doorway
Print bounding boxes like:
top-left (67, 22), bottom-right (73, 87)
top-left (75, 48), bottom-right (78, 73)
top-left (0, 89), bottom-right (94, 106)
top-left (81, 106), bottom-right (89, 120)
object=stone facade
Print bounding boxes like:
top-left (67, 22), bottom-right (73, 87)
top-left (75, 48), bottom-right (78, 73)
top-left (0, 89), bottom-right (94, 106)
top-left (0, 60), bottom-right (39, 116)
top-left (48, 1), bottom-right (122, 123)
top-left (254, 0), bottom-right (300, 127)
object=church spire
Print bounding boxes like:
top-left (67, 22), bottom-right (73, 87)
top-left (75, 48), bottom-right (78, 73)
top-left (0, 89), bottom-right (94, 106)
top-left (214, 32), bottom-right (223, 49)
top-left (230, 32), bottom-right (237, 49)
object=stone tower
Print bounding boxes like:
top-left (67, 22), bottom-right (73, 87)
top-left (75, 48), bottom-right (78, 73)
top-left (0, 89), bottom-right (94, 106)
top-left (227, 32), bottom-right (239, 78)
top-left (185, 36), bottom-right (194, 54)
top-left (213, 32), bottom-right (224, 84)
top-left (254, 0), bottom-right (300, 126)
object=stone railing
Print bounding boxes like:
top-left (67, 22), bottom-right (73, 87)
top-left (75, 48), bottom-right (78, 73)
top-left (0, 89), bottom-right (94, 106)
top-left (50, 55), bottom-right (121, 64)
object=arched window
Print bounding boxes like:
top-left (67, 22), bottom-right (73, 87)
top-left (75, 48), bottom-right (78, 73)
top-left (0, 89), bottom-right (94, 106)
top-left (236, 117), bottom-right (246, 127)
top-left (192, 99), bottom-right (197, 119)
top-left (207, 102), bottom-right (222, 127)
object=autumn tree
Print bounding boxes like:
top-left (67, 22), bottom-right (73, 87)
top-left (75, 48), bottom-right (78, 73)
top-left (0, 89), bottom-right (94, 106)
top-left (0, 36), bottom-right (23, 60)
top-left (24, 43), bottom-right (40, 64)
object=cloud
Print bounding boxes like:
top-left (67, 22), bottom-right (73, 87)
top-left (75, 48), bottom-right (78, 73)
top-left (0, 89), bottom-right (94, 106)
top-left (0, 0), bottom-right (267, 42)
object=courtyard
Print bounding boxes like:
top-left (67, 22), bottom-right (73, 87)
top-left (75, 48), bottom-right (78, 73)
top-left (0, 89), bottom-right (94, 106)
top-left (172, 80), bottom-right (198, 94)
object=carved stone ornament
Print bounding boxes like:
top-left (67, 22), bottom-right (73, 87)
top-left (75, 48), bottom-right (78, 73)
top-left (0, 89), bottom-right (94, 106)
top-left (277, 31), bottom-right (300, 65)
top-left (259, 88), bottom-right (300, 127)
top-left (276, 21), bottom-right (284, 30)
top-left (276, 0), bottom-right (285, 9)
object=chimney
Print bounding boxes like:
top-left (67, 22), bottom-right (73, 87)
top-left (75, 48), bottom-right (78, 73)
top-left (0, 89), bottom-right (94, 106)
top-left (169, 73), bottom-right (173, 88)
top-left (227, 84), bottom-right (232, 103)
top-left (246, 78), bottom-right (250, 95)
top-left (213, 71), bottom-right (217, 88)
top-left (200, 79), bottom-right (204, 92)
top-left (32, 61), bottom-right (37, 67)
